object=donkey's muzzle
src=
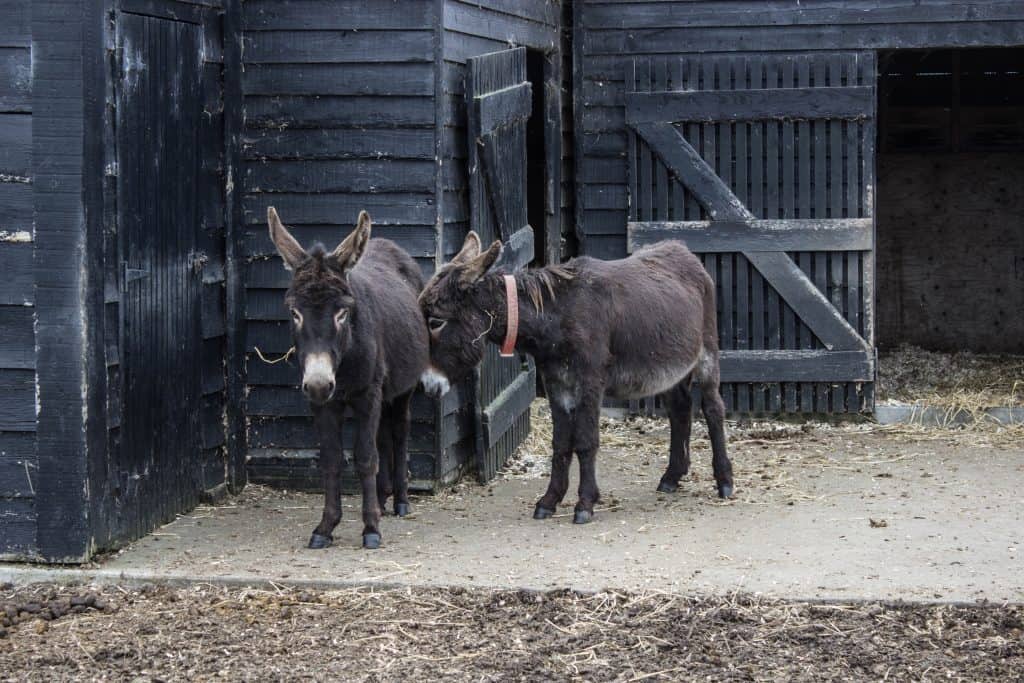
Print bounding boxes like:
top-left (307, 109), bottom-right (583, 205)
top-left (420, 367), bottom-right (451, 398)
top-left (303, 378), bottom-right (335, 405)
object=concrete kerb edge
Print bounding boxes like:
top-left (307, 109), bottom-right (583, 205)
top-left (1, 564), bottom-right (1019, 608)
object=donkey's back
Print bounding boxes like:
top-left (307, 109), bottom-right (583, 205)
top-left (349, 238), bottom-right (428, 401)
top-left (563, 240), bottom-right (717, 399)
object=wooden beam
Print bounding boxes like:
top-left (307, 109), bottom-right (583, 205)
top-left (633, 121), bottom-right (751, 220)
top-left (494, 225), bottom-right (535, 271)
top-left (474, 82), bottom-right (532, 135)
top-left (627, 87), bottom-right (874, 124)
top-left (628, 218), bottom-right (873, 253)
top-left (481, 365), bottom-right (536, 451)
top-left (745, 251), bottom-right (866, 351)
top-left (719, 350), bottom-right (874, 383)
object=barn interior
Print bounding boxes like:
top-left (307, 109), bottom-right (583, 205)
top-left (876, 48), bottom-right (1024, 354)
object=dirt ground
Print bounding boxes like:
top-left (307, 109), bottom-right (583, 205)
top-left (2, 582), bottom-right (1022, 681)
top-left (44, 405), bottom-right (1018, 604)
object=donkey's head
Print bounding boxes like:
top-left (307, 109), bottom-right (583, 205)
top-left (418, 231), bottom-right (503, 396)
top-left (268, 207), bottom-right (371, 405)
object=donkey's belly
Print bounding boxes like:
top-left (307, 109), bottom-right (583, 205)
top-left (606, 358), bottom-right (698, 399)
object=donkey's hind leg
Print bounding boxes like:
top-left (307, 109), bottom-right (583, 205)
top-left (389, 390), bottom-right (414, 517)
top-left (658, 374), bottom-right (694, 493)
top-left (375, 405), bottom-right (394, 518)
top-left (697, 352), bottom-right (734, 499)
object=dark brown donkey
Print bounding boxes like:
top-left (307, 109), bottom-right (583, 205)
top-left (419, 233), bottom-right (733, 524)
top-left (268, 207), bottom-right (429, 549)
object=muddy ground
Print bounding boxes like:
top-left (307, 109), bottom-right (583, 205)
top-left (1, 582), bottom-right (1022, 681)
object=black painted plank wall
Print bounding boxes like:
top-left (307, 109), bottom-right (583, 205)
top-left (241, 0), bottom-right (445, 489)
top-left (0, 0), bottom-right (34, 559)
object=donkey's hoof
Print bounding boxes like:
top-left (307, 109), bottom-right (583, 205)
top-left (656, 480), bottom-right (678, 494)
top-left (533, 505), bottom-right (555, 520)
top-left (394, 502), bottom-right (411, 517)
top-left (718, 483), bottom-right (734, 499)
top-left (573, 510), bottom-right (593, 525)
top-left (362, 532), bottom-right (382, 550)
top-left (308, 533), bottom-right (333, 550)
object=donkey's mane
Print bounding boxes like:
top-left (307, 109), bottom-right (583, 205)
top-left (509, 263), bottom-right (576, 313)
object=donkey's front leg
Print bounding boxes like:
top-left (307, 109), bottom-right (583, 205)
top-left (309, 404), bottom-right (345, 549)
top-left (389, 390), bottom-right (414, 517)
top-left (572, 387), bottom-right (604, 524)
top-left (352, 388), bottom-right (385, 549)
top-left (534, 401), bottom-right (574, 520)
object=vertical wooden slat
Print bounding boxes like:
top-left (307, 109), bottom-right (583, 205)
top-left (846, 54), bottom-right (864, 411)
top-left (627, 61), bottom-right (639, 223)
top-left (764, 58), bottom-right (782, 413)
top-left (780, 57), bottom-right (797, 412)
top-left (686, 58), bottom-right (702, 220)
top-left (637, 59), bottom-right (653, 222)
top-left (670, 58), bottom-right (686, 220)
top-left (811, 57), bottom-right (828, 413)
top-left (714, 57), bottom-right (734, 411)
top-left (804, 56), bottom-right (823, 413)
top-left (654, 58), bottom-right (670, 221)
top-left (748, 56), bottom-right (766, 412)
top-left (731, 56), bottom-right (750, 413)
top-left (829, 55), bottom-right (848, 412)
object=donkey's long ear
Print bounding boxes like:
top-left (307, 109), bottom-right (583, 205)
top-left (458, 240), bottom-right (502, 286)
top-left (331, 210), bottom-right (372, 273)
top-left (451, 231), bottom-right (482, 265)
top-left (268, 206), bottom-right (307, 271)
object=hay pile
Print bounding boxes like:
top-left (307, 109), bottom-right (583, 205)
top-left (878, 344), bottom-right (1024, 409)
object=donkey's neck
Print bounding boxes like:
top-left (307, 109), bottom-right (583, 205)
top-left (475, 269), bottom-right (567, 358)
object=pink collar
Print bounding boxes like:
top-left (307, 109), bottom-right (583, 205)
top-left (499, 274), bottom-right (518, 357)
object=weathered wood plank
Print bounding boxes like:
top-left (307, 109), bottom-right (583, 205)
top-left (243, 0), bottom-right (437, 30)
top-left (244, 223), bottom-right (436, 259)
top-left (627, 87), bottom-right (874, 124)
top-left (0, 48), bottom-right (30, 112)
top-left (242, 63), bottom-right (434, 97)
top-left (0, 0), bottom-right (29, 48)
top-left (444, 2), bottom-right (557, 51)
top-left (0, 114), bottom-right (30, 177)
top-left (0, 241), bottom-right (33, 305)
top-left (246, 159), bottom-right (435, 193)
top-left (583, 1), bottom-right (1024, 30)
top-left (475, 82), bottom-right (532, 135)
top-left (719, 349), bottom-right (873, 383)
top-left (493, 225), bottom-right (535, 271)
top-left (244, 128), bottom-right (435, 161)
top-left (243, 192), bottom-right (436, 225)
top-left (244, 30), bottom-right (433, 64)
top-left (0, 368), bottom-right (34, 430)
top-left (583, 22), bottom-right (1024, 55)
top-left (245, 95), bottom-right (434, 129)
top-left (0, 182), bottom-right (32, 233)
top-left (0, 306), bottom-right (34, 369)
top-left (0, 431), bottom-right (35, 498)
top-left (482, 366), bottom-right (536, 451)
top-left (0, 497), bottom-right (36, 558)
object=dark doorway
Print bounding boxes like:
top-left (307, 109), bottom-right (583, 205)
top-left (876, 48), bottom-right (1024, 353)
top-left (526, 48), bottom-right (548, 266)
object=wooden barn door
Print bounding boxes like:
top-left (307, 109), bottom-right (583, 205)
top-left (467, 47), bottom-right (537, 482)
top-left (114, 13), bottom-right (206, 534)
top-left (625, 53), bottom-right (876, 414)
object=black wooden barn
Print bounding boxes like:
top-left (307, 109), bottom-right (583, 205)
top-left (2, 0), bottom-right (1023, 561)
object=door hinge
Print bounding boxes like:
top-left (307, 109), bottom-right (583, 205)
top-left (121, 262), bottom-right (149, 290)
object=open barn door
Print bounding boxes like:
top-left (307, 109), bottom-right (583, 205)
top-left (625, 54), bottom-right (877, 414)
top-left (467, 47), bottom-right (537, 482)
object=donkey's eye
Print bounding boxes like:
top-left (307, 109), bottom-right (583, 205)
top-left (428, 317), bottom-right (447, 332)
top-left (291, 309), bottom-right (303, 327)
top-left (335, 309), bottom-right (349, 327)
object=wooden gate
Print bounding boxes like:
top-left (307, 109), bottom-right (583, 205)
top-left (625, 53), bottom-right (876, 414)
top-left (113, 13), bottom-right (206, 535)
top-left (466, 47), bottom-right (537, 481)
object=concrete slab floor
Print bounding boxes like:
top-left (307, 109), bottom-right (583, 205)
top-left (5, 424), bottom-right (1023, 603)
